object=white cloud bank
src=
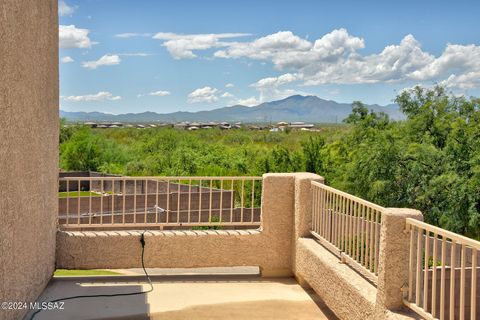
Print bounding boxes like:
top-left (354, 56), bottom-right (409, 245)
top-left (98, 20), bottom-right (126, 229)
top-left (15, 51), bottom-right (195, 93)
top-left (82, 54), bottom-right (121, 69)
top-left (61, 91), bottom-right (121, 102)
top-left (152, 32), bottom-right (251, 59)
top-left (153, 28), bottom-right (480, 91)
top-left (59, 25), bottom-right (94, 49)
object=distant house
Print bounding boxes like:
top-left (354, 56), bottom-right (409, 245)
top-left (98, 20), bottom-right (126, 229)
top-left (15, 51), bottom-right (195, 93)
top-left (288, 122), bottom-right (314, 129)
top-left (84, 121), bottom-right (97, 128)
top-left (174, 122), bottom-right (189, 129)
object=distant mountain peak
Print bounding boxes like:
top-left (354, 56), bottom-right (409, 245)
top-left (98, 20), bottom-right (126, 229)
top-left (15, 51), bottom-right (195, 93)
top-left (60, 95), bottom-right (404, 123)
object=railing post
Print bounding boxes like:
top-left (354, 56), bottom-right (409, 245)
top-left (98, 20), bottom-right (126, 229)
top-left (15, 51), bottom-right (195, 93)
top-left (259, 173), bottom-right (296, 277)
top-left (375, 208), bottom-right (423, 316)
top-left (292, 173), bottom-right (324, 283)
top-left (293, 173), bottom-right (325, 239)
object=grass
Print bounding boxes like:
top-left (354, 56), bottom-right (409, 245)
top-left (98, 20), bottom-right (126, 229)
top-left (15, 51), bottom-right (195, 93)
top-left (58, 191), bottom-right (114, 198)
top-left (54, 269), bottom-right (121, 276)
top-left (58, 191), bottom-right (102, 198)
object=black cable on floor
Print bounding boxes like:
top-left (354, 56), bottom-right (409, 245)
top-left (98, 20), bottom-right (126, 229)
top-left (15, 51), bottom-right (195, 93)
top-left (29, 231), bottom-right (153, 320)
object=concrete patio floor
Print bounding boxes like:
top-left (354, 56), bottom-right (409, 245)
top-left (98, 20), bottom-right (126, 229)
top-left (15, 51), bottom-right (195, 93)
top-left (27, 274), bottom-right (338, 320)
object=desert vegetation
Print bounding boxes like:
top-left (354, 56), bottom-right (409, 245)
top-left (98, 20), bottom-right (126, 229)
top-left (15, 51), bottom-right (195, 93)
top-left (60, 86), bottom-right (480, 239)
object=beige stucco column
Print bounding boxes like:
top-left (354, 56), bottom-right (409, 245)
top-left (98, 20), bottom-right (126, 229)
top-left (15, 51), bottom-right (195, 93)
top-left (259, 173), bottom-right (296, 277)
top-left (292, 173), bottom-right (324, 282)
top-left (375, 208), bottom-right (423, 315)
top-left (0, 1), bottom-right (58, 320)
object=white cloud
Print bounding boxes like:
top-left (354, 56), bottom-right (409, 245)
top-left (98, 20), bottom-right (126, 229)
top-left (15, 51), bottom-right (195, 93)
top-left (233, 96), bottom-right (260, 106)
top-left (409, 44), bottom-right (480, 82)
top-left (221, 92), bottom-right (234, 98)
top-left (214, 29), bottom-right (480, 90)
top-left (250, 73), bottom-right (299, 89)
top-left (214, 31), bottom-right (313, 61)
top-left (187, 86), bottom-right (219, 103)
top-left (59, 25), bottom-right (93, 49)
top-left (249, 73), bottom-right (304, 102)
top-left (58, 1), bottom-right (75, 16)
top-left (149, 90), bottom-right (171, 96)
top-left (439, 71), bottom-right (480, 90)
top-left (117, 27), bottom-right (480, 92)
top-left (60, 56), bottom-right (74, 63)
top-left (153, 32), bottom-right (251, 59)
top-left (299, 34), bottom-right (435, 85)
top-left (225, 83), bottom-right (234, 88)
top-left (82, 54), bottom-right (121, 69)
top-left (61, 91), bottom-right (121, 102)
top-left (215, 28), bottom-right (367, 82)
top-left (115, 33), bottom-right (153, 38)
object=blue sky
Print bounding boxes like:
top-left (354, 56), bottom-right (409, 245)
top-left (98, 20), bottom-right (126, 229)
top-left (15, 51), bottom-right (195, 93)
top-left (59, 0), bottom-right (480, 114)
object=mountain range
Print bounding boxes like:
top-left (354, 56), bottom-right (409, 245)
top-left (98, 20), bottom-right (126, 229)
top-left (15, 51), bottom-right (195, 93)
top-left (60, 95), bottom-right (404, 123)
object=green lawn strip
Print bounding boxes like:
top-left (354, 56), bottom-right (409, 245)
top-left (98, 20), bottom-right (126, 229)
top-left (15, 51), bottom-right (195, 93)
top-left (54, 269), bottom-right (121, 276)
top-left (58, 191), bottom-right (100, 198)
top-left (58, 191), bottom-right (114, 198)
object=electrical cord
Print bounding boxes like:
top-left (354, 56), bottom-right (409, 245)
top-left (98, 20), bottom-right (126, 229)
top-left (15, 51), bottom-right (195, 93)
top-left (29, 231), bottom-right (153, 320)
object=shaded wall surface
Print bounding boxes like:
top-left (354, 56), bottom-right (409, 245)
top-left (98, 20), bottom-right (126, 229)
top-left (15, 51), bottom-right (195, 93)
top-left (0, 1), bottom-right (58, 320)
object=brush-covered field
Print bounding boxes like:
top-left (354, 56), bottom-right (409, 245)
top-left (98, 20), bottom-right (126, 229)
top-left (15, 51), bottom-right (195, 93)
top-left (60, 87), bottom-right (480, 239)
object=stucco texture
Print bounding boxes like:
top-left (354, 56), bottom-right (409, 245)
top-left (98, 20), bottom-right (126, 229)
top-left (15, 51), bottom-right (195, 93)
top-left (374, 208), bottom-right (423, 318)
top-left (0, 1), bottom-right (59, 320)
top-left (56, 174), bottom-right (296, 275)
top-left (55, 172), bottom-right (426, 319)
top-left (295, 238), bottom-right (377, 320)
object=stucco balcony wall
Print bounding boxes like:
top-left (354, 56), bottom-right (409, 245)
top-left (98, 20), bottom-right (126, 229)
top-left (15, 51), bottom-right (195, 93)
top-left (295, 238), bottom-right (377, 319)
top-left (56, 174), bottom-right (296, 276)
